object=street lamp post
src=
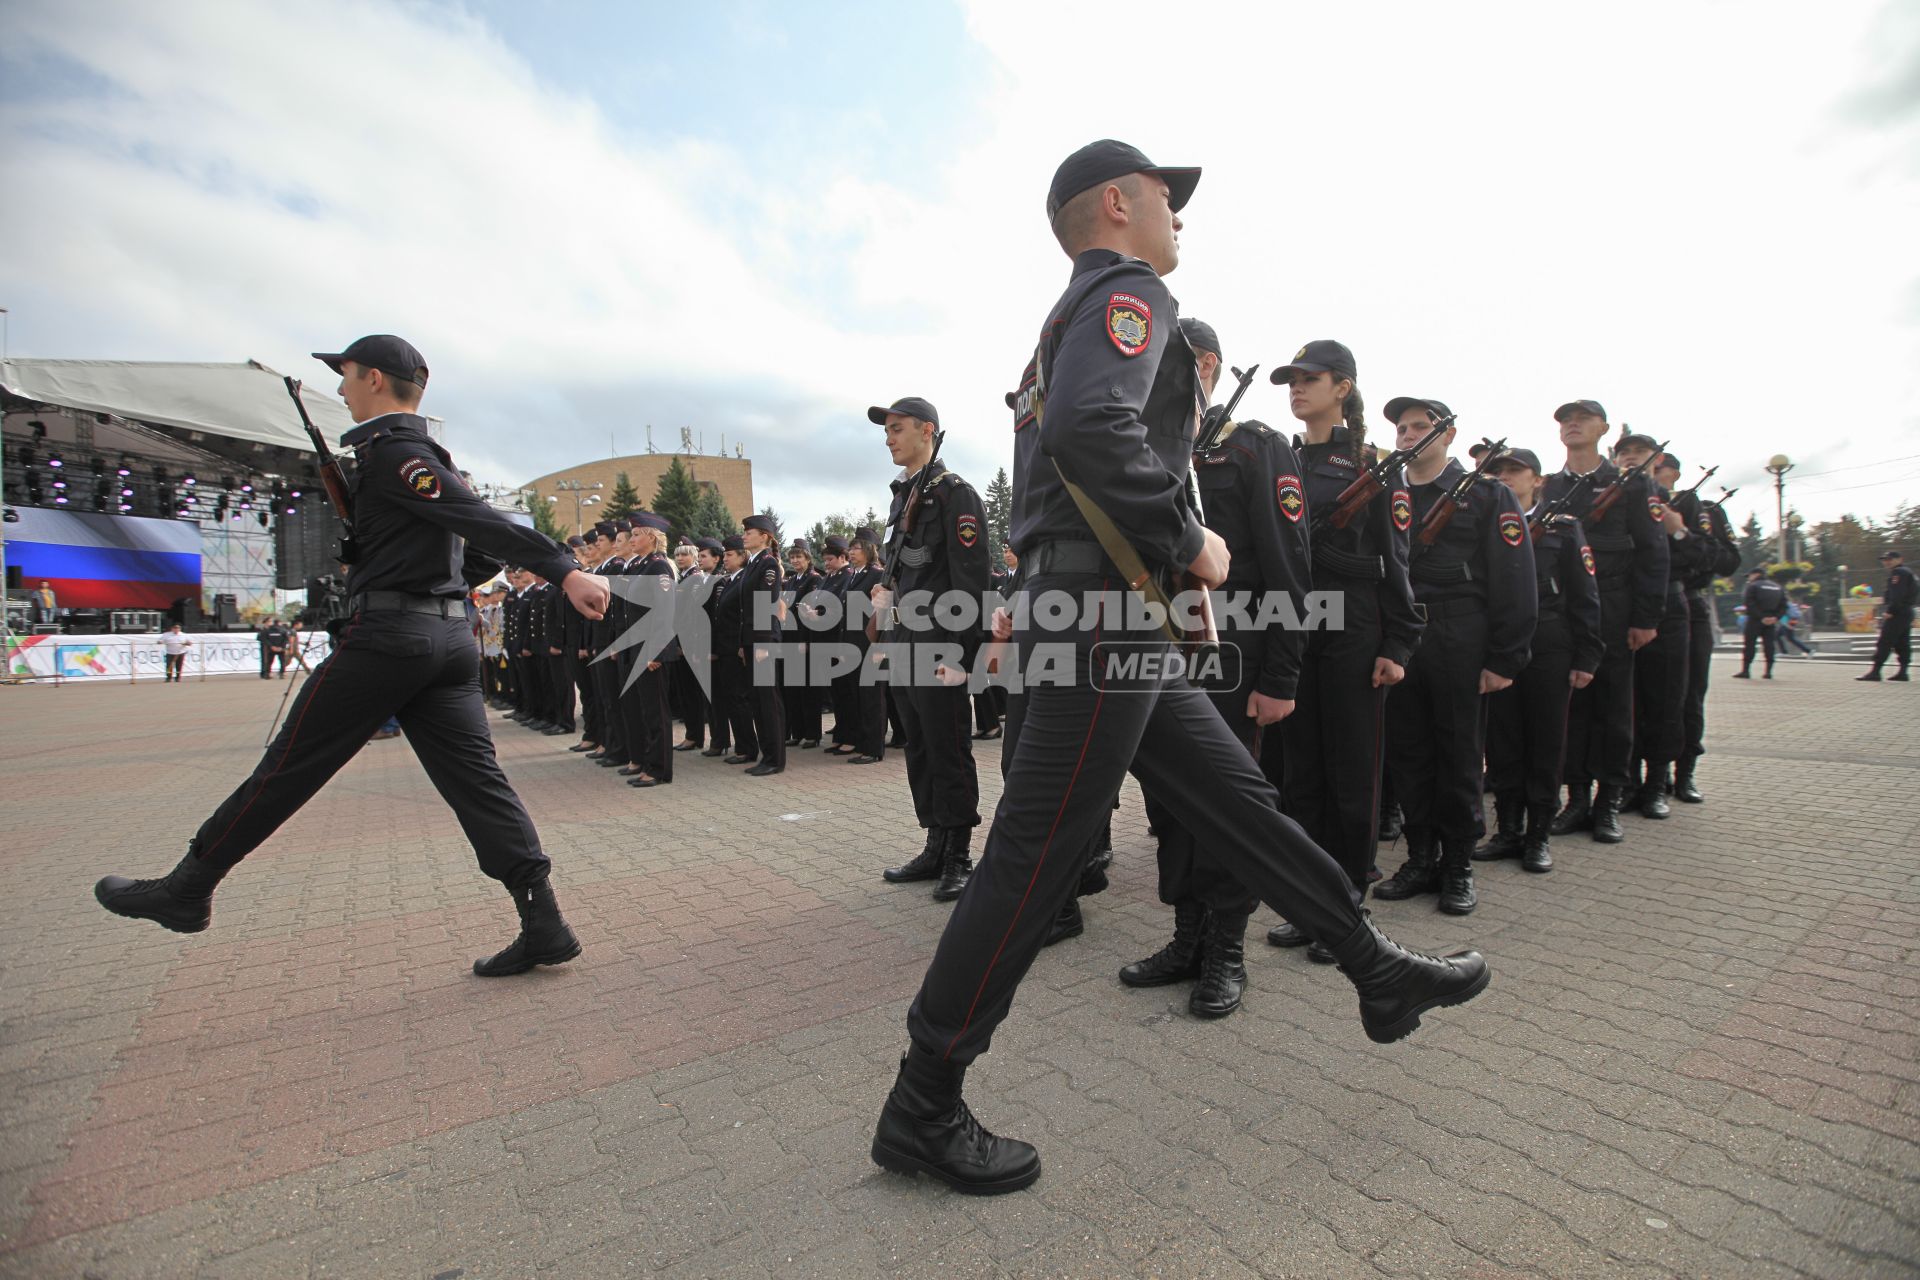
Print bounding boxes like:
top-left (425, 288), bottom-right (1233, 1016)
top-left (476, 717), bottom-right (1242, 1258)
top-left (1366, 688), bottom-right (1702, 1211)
top-left (551, 479), bottom-right (603, 535)
top-left (1764, 454), bottom-right (1794, 565)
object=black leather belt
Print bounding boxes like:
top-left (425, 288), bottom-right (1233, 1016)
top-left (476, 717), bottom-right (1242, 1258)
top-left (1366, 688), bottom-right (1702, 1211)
top-left (349, 591), bottom-right (466, 617)
top-left (1024, 541), bottom-right (1115, 577)
top-left (1417, 595), bottom-right (1487, 620)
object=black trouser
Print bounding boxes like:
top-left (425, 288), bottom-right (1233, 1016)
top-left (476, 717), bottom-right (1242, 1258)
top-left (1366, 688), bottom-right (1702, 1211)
top-left (852, 636), bottom-right (888, 757)
top-left (896, 659), bottom-right (979, 830)
top-left (572, 653), bottom-right (599, 741)
top-left (1142, 680), bottom-right (1261, 913)
top-left (258, 646), bottom-right (273, 678)
top-left (781, 644), bottom-right (823, 742)
top-left (591, 652), bottom-right (628, 759)
top-left (1487, 609), bottom-right (1574, 809)
top-left (1565, 583), bottom-right (1635, 789)
top-left (749, 648), bottom-right (786, 767)
top-left (1632, 588), bottom-right (1689, 774)
top-left (1741, 621), bottom-right (1777, 674)
top-left (1279, 578), bottom-right (1385, 897)
top-left (190, 610), bottom-right (550, 888)
top-left (673, 657), bottom-right (708, 746)
top-left (906, 571), bottom-right (1364, 1065)
top-left (631, 660), bottom-right (672, 779)
top-left (1386, 599), bottom-right (1488, 848)
top-left (1871, 608), bottom-right (1913, 673)
top-left (887, 686), bottom-right (907, 745)
top-left (829, 661), bottom-right (860, 746)
top-left (720, 651), bottom-right (758, 757)
top-left (972, 687), bottom-right (1004, 734)
top-left (547, 653), bottom-right (575, 732)
top-left (165, 653), bottom-right (187, 681)
top-left (1681, 590), bottom-right (1713, 764)
top-left (705, 653), bottom-right (733, 753)
top-left (617, 653), bottom-right (650, 766)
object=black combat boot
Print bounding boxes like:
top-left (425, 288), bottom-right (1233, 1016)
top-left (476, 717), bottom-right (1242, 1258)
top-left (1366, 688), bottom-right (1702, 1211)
top-left (1591, 785), bottom-right (1625, 844)
top-left (1042, 898), bottom-right (1083, 947)
top-left (1373, 831), bottom-right (1440, 900)
top-left (871, 1047), bottom-right (1042, 1195)
top-left (1120, 899), bottom-right (1207, 987)
top-left (1672, 758), bottom-right (1703, 804)
top-left (1471, 795), bottom-right (1525, 862)
top-left (1327, 912), bottom-right (1491, 1044)
top-left (1079, 822), bottom-right (1114, 896)
top-left (1378, 798), bottom-right (1404, 843)
top-left (932, 827), bottom-right (973, 902)
top-left (1437, 839), bottom-right (1477, 916)
top-left (883, 829), bottom-right (945, 884)
top-left (95, 848), bottom-right (225, 933)
top-left (1549, 785), bottom-right (1593, 835)
top-left (1521, 803), bottom-right (1555, 873)
top-left (473, 879), bottom-right (582, 976)
top-left (1635, 766), bottom-right (1672, 820)
top-left (1188, 909), bottom-right (1250, 1019)
top-left (1267, 920), bottom-right (1309, 948)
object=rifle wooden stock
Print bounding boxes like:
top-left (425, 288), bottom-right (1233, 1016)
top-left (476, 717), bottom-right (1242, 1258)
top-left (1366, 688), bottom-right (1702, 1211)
top-left (1325, 472), bottom-right (1383, 530)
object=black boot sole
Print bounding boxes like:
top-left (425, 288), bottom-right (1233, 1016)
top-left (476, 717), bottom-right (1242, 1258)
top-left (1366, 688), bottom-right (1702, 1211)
top-left (1189, 987), bottom-right (1245, 1019)
top-left (882, 868), bottom-right (942, 883)
top-left (472, 938), bottom-right (583, 977)
top-left (1118, 963), bottom-right (1202, 988)
top-left (1364, 964), bottom-right (1491, 1045)
top-left (870, 1138), bottom-right (1043, 1195)
top-left (94, 884), bottom-right (210, 934)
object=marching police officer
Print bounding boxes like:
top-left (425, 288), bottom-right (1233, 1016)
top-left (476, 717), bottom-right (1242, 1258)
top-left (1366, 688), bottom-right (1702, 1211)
top-left (1125, 317), bottom-right (1312, 1019)
top-left (871, 141), bottom-right (1488, 1197)
top-left (1373, 403), bottom-right (1535, 915)
top-left (870, 396), bottom-right (991, 902)
top-left (1544, 401), bottom-right (1669, 843)
top-left (1475, 448), bottom-right (1603, 873)
top-left (1859, 548), bottom-right (1915, 681)
top-left (96, 334), bottom-right (612, 976)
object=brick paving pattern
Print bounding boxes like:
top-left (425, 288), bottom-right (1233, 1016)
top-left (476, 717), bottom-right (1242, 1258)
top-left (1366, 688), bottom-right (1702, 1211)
top-left (0, 656), bottom-right (1915, 1277)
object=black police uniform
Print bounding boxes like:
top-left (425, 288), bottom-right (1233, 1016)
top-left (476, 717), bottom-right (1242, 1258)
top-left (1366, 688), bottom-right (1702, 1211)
top-left (973, 566), bottom-right (1013, 735)
top-left (179, 411), bottom-right (582, 885)
top-left (1482, 511), bottom-right (1604, 867)
top-left (781, 560), bottom-right (824, 744)
top-left (882, 458), bottom-right (991, 854)
top-left (1739, 575), bottom-right (1788, 676)
top-left (544, 578), bottom-right (576, 734)
top-left (1671, 490), bottom-right (1740, 790)
top-left (1630, 485), bottom-right (1703, 809)
top-left (702, 562), bottom-right (739, 756)
top-left (1542, 459), bottom-right (1668, 833)
top-left (1281, 426), bottom-right (1422, 898)
top-left (566, 556), bottom-right (600, 745)
top-left (1377, 459), bottom-right (1535, 910)
top-left (740, 545), bottom-right (786, 771)
top-left (673, 559), bottom-right (712, 748)
top-left (624, 547), bottom-right (679, 782)
top-left (817, 559), bottom-right (858, 748)
top-left (1865, 561), bottom-right (1915, 678)
top-left (713, 563), bottom-right (758, 760)
top-left (588, 550), bottom-right (630, 762)
top-left (842, 558), bottom-right (890, 758)
top-left (903, 248), bottom-right (1384, 1067)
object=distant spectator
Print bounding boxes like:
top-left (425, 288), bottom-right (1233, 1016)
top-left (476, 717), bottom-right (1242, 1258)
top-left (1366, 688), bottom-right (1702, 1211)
top-left (258, 617), bottom-right (290, 679)
top-left (30, 581), bottom-right (57, 625)
top-left (160, 624), bottom-right (193, 682)
top-left (1735, 570), bottom-right (1787, 679)
top-left (1778, 599), bottom-right (1815, 656)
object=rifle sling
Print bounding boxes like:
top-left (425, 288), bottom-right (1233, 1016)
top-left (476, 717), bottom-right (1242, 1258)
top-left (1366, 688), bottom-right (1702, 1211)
top-left (1052, 460), bottom-right (1180, 643)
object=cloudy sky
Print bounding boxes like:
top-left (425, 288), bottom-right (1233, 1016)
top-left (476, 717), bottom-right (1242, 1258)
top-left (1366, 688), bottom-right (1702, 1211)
top-left (3, 0), bottom-right (1916, 538)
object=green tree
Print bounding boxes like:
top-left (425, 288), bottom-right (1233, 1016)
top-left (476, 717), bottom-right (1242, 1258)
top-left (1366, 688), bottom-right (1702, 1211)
top-left (692, 486), bottom-right (735, 539)
top-left (604, 471), bottom-right (640, 520)
top-left (806, 510), bottom-right (859, 550)
top-left (758, 505), bottom-right (783, 544)
top-left (1736, 513), bottom-right (1768, 580)
top-left (651, 456), bottom-right (702, 544)
top-left (529, 493), bottom-right (568, 542)
top-left (983, 466), bottom-right (1012, 563)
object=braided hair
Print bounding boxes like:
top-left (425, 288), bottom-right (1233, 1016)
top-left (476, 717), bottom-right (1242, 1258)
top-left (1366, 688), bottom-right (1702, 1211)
top-left (1341, 381), bottom-right (1367, 453)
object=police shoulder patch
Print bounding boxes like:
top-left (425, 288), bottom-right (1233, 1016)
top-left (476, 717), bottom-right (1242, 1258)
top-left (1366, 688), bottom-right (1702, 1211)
top-left (1648, 496), bottom-right (1666, 522)
top-left (1391, 489), bottom-right (1412, 532)
top-left (1498, 512), bottom-right (1524, 547)
top-left (956, 513), bottom-right (979, 547)
top-left (1581, 545), bottom-right (1597, 576)
top-left (1106, 292), bottom-right (1152, 357)
top-left (1276, 474), bottom-right (1305, 524)
top-left (398, 457), bottom-right (441, 499)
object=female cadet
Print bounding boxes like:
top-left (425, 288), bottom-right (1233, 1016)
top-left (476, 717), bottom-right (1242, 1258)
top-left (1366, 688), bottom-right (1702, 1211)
top-left (1474, 448), bottom-right (1603, 874)
top-left (840, 531), bottom-right (890, 763)
top-left (1263, 340), bottom-right (1422, 964)
top-left (782, 539), bottom-right (824, 748)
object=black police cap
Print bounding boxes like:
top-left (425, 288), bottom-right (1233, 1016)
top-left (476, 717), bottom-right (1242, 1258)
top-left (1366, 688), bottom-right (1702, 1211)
top-left (867, 396), bottom-right (940, 428)
top-left (722, 534), bottom-right (745, 552)
top-left (694, 537), bottom-right (723, 554)
top-left (1657, 452), bottom-right (1683, 473)
top-left (1179, 318), bottom-right (1222, 361)
top-left (1496, 447), bottom-right (1544, 475)
top-left (1880, 548), bottom-right (1902, 560)
top-left (631, 511), bottom-right (670, 533)
top-left (1270, 340), bottom-right (1357, 385)
top-left (1046, 139), bottom-right (1200, 223)
top-left (1554, 399), bottom-right (1607, 423)
top-left (742, 513), bottom-right (777, 535)
top-left (1382, 396), bottom-right (1452, 425)
top-left (853, 525), bottom-right (879, 544)
top-left (311, 334), bottom-right (429, 388)
top-left (823, 534), bottom-right (850, 555)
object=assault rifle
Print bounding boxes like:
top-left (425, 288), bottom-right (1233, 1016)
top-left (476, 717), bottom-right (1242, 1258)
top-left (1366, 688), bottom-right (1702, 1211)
top-left (1192, 363), bottom-right (1261, 460)
top-left (1674, 465), bottom-right (1719, 499)
top-left (1314, 413), bottom-right (1455, 531)
top-left (283, 377), bottom-right (358, 564)
top-left (1528, 473), bottom-right (1591, 542)
top-left (1586, 438), bottom-right (1671, 523)
top-left (867, 429), bottom-right (946, 642)
top-left (1416, 437), bottom-right (1508, 546)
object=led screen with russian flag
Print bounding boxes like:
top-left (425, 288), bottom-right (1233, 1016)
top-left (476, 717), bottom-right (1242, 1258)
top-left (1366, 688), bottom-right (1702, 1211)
top-left (7, 508), bottom-right (201, 609)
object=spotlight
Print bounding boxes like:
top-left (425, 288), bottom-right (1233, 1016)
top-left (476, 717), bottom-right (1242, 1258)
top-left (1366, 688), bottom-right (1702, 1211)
top-left (221, 475), bottom-right (236, 490)
top-left (30, 420), bottom-right (46, 438)
top-left (119, 503), bottom-right (133, 513)
top-left (91, 456), bottom-right (106, 472)
top-left (23, 470), bottom-right (42, 502)
top-left (48, 454), bottom-right (63, 468)
top-left (120, 486), bottom-right (133, 497)
top-left (154, 466), bottom-right (169, 483)
top-left (117, 456), bottom-right (133, 477)
top-left (52, 478), bottom-right (66, 489)
top-left (3, 507), bottom-right (18, 524)
top-left (183, 475), bottom-right (197, 486)
top-left (17, 447), bottom-right (35, 468)
top-left (256, 512), bottom-right (269, 528)
top-left (284, 506), bottom-right (296, 515)
top-left (289, 489), bottom-right (302, 499)
top-left (240, 499), bottom-right (252, 510)
top-left (240, 479), bottom-right (254, 493)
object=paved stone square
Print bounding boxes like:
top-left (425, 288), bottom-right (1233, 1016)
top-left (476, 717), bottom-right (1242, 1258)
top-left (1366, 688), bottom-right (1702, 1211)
top-left (1, 656), bottom-right (1915, 1278)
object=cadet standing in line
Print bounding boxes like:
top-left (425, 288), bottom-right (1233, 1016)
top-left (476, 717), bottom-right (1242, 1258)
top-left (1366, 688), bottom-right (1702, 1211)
top-left (816, 535), bottom-right (859, 752)
top-left (544, 537), bottom-right (584, 739)
top-left (1858, 548), bottom-right (1915, 681)
top-left (841, 529), bottom-right (890, 763)
top-left (1263, 339), bottom-right (1422, 964)
top-left (739, 515), bottom-right (787, 774)
top-left (672, 540), bottom-right (715, 752)
top-left (870, 396), bottom-right (991, 903)
top-left (1475, 448), bottom-right (1603, 873)
top-left (1372, 403), bottom-right (1535, 916)
top-left (1618, 441), bottom-right (1699, 817)
top-left (568, 531), bottom-right (606, 753)
top-left (1544, 401), bottom-right (1669, 844)
top-left (782, 539), bottom-right (825, 748)
top-left (97, 335), bottom-right (611, 975)
top-left (712, 536), bottom-right (758, 762)
top-left (585, 522), bottom-right (632, 767)
top-left (871, 142), bottom-right (1488, 1197)
top-left (1124, 317), bottom-right (1311, 1019)
top-left (1668, 470), bottom-right (1741, 798)
top-left (621, 512), bottom-right (679, 787)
